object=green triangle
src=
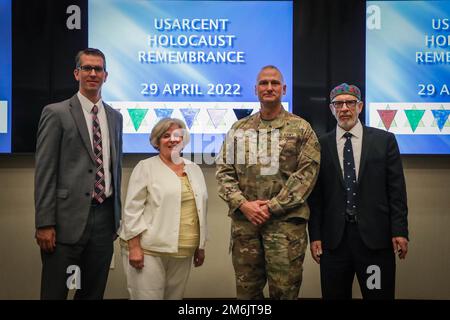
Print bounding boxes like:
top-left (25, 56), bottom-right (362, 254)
top-left (127, 109), bottom-right (149, 131)
top-left (404, 110), bottom-right (425, 132)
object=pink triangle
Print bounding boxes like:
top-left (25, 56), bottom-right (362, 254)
top-left (377, 110), bottom-right (397, 131)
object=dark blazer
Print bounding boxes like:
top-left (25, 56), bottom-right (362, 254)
top-left (308, 126), bottom-right (408, 250)
top-left (35, 94), bottom-right (123, 244)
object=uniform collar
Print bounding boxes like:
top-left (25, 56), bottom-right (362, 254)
top-left (254, 106), bottom-right (288, 130)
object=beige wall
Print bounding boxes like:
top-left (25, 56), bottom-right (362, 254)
top-left (0, 155), bottom-right (449, 299)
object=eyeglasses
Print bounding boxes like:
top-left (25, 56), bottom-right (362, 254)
top-left (331, 100), bottom-right (359, 110)
top-left (258, 80), bottom-right (282, 87)
top-left (78, 65), bottom-right (105, 73)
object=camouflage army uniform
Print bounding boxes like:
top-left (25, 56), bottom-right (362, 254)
top-left (216, 108), bottom-right (320, 299)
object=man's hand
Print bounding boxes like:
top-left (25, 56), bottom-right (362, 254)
top-left (35, 226), bottom-right (56, 253)
top-left (239, 200), bottom-right (270, 226)
top-left (310, 240), bottom-right (323, 264)
top-left (260, 204), bottom-right (270, 220)
top-left (194, 248), bottom-right (205, 267)
top-left (128, 236), bottom-right (144, 269)
top-left (392, 236), bottom-right (408, 259)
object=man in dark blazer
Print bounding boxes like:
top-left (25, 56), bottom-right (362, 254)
top-left (34, 48), bottom-right (123, 299)
top-left (308, 83), bottom-right (408, 299)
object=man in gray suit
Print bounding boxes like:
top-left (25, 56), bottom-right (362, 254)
top-left (34, 48), bottom-right (123, 299)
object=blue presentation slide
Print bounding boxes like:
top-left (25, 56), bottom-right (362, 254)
top-left (89, 0), bottom-right (293, 153)
top-left (366, 1), bottom-right (450, 154)
top-left (0, 0), bottom-right (12, 153)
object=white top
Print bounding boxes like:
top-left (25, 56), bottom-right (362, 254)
top-left (336, 120), bottom-right (363, 180)
top-left (119, 156), bottom-right (208, 252)
top-left (77, 91), bottom-right (112, 198)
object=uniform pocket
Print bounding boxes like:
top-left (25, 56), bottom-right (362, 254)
top-left (280, 137), bottom-right (297, 155)
top-left (286, 223), bottom-right (307, 263)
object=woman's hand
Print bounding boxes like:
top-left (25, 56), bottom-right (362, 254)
top-left (194, 248), bottom-right (205, 267)
top-left (128, 236), bottom-right (144, 269)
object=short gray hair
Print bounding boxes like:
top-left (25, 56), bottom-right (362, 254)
top-left (256, 65), bottom-right (285, 84)
top-left (150, 118), bottom-right (190, 150)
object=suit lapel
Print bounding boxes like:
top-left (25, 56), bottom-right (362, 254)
top-left (69, 95), bottom-right (96, 164)
top-left (358, 126), bottom-right (372, 182)
top-left (327, 130), bottom-right (346, 188)
top-left (104, 103), bottom-right (117, 170)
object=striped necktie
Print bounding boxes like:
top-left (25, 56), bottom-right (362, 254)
top-left (92, 105), bottom-right (106, 204)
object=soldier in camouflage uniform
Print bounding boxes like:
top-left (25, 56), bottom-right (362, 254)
top-left (216, 65), bottom-right (320, 299)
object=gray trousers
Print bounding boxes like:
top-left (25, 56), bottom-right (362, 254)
top-left (40, 198), bottom-right (115, 300)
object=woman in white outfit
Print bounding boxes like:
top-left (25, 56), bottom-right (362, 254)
top-left (119, 118), bottom-right (208, 300)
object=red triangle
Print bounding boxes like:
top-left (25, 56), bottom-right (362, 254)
top-left (377, 110), bottom-right (397, 130)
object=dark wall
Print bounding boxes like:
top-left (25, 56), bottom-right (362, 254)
top-left (11, 0), bottom-right (366, 153)
top-left (12, 0), bottom-right (87, 152)
top-left (294, 0), bottom-right (366, 137)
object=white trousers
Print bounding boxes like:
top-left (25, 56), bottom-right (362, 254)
top-left (121, 248), bottom-right (192, 300)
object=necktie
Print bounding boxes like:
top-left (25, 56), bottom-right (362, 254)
top-left (92, 105), bottom-right (106, 204)
top-left (343, 132), bottom-right (357, 214)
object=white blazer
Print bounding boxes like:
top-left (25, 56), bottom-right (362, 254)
top-left (119, 156), bottom-right (208, 252)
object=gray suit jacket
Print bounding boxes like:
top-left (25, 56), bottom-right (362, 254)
top-left (35, 94), bottom-right (123, 244)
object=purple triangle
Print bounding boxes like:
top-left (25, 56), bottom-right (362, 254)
top-left (154, 108), bottom-right (174, 120)
top-left (180, 108), bottom-right (200, 129)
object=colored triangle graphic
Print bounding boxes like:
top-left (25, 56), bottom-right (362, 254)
top-left (377, 109), bottom-right (397, 131)
top-left (154, 108), bottom-right (174, 120)
top-left (404, 109), bottom-right (425, 132)
top-left (180, 108), bottom-right (200, 129)
top-left (127, 109), bottom-right (149, 131)
top-left (207, 109), bottom-right (228, 128)
top-left (431, 110), bottom-right (450, 131)
top-left (233, 108), bottom-right (253, 120)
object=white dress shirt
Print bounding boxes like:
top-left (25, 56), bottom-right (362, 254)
top-left (336, 120), bottom-right (363, 180)
top-left (77, 92), bottom-right (112, 198)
